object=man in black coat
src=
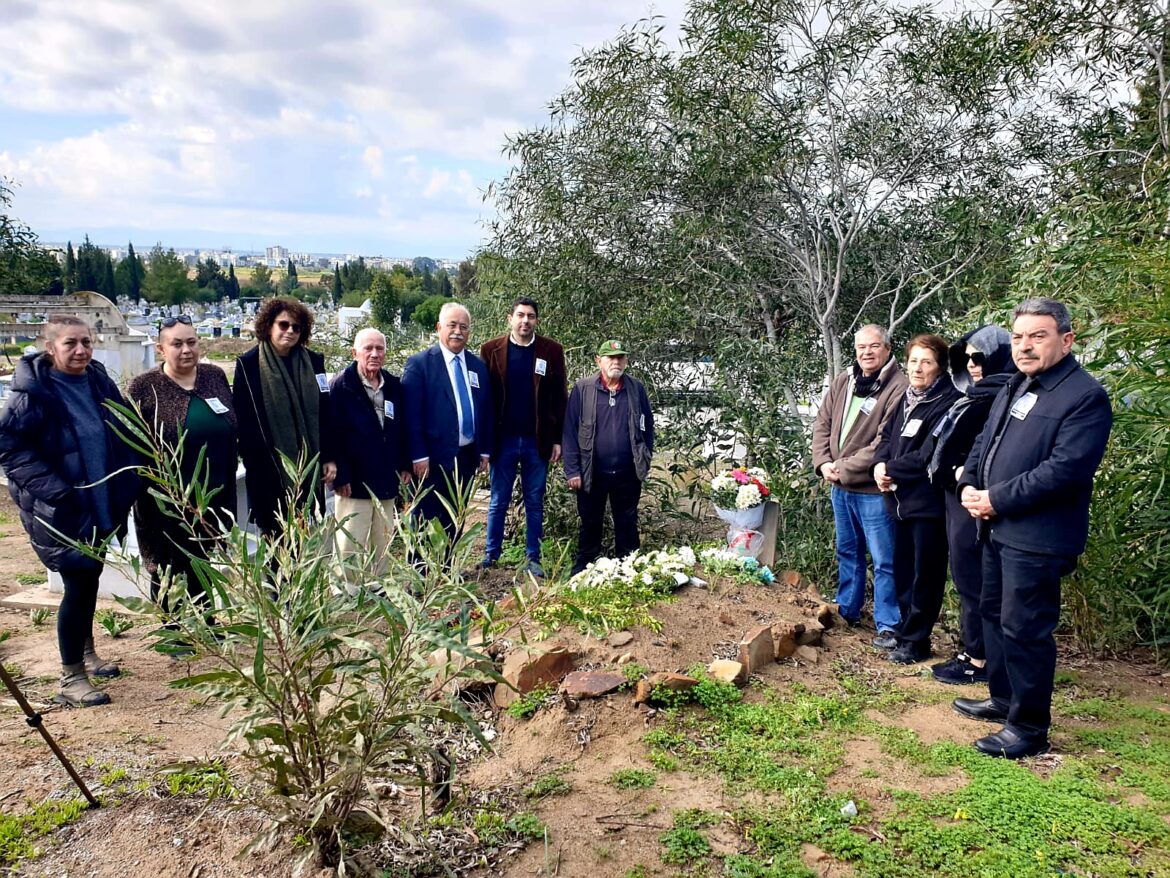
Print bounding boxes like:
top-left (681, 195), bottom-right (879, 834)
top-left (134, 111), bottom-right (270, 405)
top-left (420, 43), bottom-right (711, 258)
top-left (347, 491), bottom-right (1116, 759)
top-left (330, 328), bottom-right (410, 580)
top-left (954, 298), bottom-right (1112, 759)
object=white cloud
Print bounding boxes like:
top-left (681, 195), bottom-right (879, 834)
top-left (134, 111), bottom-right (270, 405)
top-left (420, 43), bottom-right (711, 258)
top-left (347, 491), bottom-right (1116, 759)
top-left (0, 0), bottom-right (690, 254)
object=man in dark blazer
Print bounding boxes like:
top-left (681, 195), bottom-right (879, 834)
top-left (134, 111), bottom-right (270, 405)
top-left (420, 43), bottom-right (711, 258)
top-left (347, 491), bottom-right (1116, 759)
top-left (479, 297), bottom-right (567, 577)
top-left (954, 297), bottom-right (1112, 759)
top-left (401, 301), bottom-right (493, 538)
top-left (330, 327), bottom-right (411, 580)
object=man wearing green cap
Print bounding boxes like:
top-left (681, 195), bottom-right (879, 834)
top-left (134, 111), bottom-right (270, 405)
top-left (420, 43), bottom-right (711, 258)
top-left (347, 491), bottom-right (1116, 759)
top-left (562, 339), bottom-right (655, 575)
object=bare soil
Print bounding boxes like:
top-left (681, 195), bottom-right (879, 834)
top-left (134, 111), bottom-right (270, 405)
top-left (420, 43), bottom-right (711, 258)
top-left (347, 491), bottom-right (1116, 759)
top-left (1, 488), bottom-right (1167, 877)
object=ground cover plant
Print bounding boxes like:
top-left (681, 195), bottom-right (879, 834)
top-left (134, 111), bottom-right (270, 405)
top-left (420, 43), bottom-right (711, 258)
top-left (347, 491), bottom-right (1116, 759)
top-left (628, 660), bottom-right (1170, 877)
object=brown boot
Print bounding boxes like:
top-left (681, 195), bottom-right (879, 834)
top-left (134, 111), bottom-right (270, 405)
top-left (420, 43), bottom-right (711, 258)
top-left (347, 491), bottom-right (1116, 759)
top-left (60, 663), bottom-right (111, 708)
top-left (83, 637), bottom-right (120, 678)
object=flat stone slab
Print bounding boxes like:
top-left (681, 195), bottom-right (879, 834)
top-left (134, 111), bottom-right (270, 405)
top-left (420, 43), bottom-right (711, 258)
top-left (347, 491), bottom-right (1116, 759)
top-left (0, 586), bottom-right (130, 614)
top-left (559, 671), bottom-right (626, 699)
top-left (607, 631), bottom-right (634, 648)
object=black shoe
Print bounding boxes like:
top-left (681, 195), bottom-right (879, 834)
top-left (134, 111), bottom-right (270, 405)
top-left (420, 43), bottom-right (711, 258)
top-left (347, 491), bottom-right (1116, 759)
top-left (871, 630), bottom-right (898, 650)
top-left (477, 557), bottom-right (496, 571)
top-left (974, 726), bottom-right (1050, 759)
top-left (953, 697), bottom-right (1008, 723)
top-left (888, 643), bottom-right (930, 665)
top-left (932, 653), bottom-right (988, 685)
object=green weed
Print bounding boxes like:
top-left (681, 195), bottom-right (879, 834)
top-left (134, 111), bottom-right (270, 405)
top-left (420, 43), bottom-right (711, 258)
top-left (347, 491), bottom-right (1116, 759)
top-left (610, 768), bottom-right (656, 790)
top-left (505, 812), bottom-right (546, 840)
top-left (0, 798), bottom-right (86, 866)
top-left (659, 809), bottom-right (718, 865)
top-left (505, 684), bottom-right (555, 720)
top-left (94, 609), bottom-right (134, 638)
top-left (160, 761), bottom-right (235, 799)
top-left (15, 573), bottom-right (44, 585)
top-left (28, 607), bottom-right (50, 627)
top-left (523, 771), bottom-right (572, 799)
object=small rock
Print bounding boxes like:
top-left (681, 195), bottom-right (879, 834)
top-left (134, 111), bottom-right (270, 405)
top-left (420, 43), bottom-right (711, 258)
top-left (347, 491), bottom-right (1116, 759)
top-left (771, 622), bottom-right (804, 659)
top-left (718, 611), bottom-right (734, 626)
top-left (495, 646), bottom-right (576, 708)
top-left (795, 645), bottom-right (819, 664)
top-left (633, 672), bottom-right (700, 705)
top-left (608, 631), bottom-right (634, 648)
top-left (707, 659), bottom-right (746, 685)
top-left (559, 671), bottom-right (626, 699)
top-left (797, 619), bottom-right (824, 647)
top-left (616, 652), bottom-right (635, 665)
top-left (737, 624), bottom-right (775, 673)
top-left (782, 570), bottom-right (804, 587)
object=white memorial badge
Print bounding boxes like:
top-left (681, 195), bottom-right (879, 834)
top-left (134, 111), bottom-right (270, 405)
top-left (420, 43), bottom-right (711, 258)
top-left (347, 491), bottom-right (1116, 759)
top-left (384, 400), bottom-right (395, 420)
top-left (316, 373), bottom-right (329, 392)
top-left (205, 397), bottom-right (229, 415)
top-left (860, 397), bottom-right (877, 415)
top-left (1011, 391), bottom-right (1038, 420)
top-left (901, 418), bottom-right (922, 438)
top-left (535, 358), bottom-right (548, 376)
top-left (468, 371), bottom-right (480, 389)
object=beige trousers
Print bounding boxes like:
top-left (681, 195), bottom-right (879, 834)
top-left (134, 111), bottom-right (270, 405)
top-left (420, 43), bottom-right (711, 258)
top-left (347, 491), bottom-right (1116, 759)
top-left (334, 495), bottom-right (397, 578)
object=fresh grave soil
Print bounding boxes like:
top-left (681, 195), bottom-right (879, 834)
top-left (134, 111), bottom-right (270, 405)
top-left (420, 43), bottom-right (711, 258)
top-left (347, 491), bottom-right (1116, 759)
top-left (2, 481), bottom-right (1170, 877)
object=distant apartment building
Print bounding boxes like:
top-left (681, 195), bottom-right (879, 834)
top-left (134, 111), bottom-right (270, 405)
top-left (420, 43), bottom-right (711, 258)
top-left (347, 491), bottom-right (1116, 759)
top-left (265, 244), bottom-right (289, 266)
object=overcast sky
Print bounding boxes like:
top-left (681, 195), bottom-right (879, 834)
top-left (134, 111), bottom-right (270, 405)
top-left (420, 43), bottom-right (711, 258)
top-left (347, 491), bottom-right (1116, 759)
top-left (0, 0), bottom-right (686, 258)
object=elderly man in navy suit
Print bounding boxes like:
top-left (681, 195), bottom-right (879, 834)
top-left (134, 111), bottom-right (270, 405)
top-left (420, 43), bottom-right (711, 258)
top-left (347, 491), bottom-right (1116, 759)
top-left (953, 298), bottom-right (1112, 759)
top-left (402, 301), bottom-right (493, 537)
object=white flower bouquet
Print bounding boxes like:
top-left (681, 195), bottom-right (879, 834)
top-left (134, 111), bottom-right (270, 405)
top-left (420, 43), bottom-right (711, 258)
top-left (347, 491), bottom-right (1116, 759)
top-left (708, 466), bottom-right (772, 558)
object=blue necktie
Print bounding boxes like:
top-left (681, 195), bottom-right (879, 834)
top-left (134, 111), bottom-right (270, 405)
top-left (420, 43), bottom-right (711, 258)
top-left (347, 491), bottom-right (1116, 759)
top-left (453, 355), bottom-right (474, 442)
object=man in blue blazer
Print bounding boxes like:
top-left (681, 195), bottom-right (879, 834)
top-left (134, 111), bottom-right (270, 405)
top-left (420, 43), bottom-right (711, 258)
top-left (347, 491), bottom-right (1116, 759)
top-left (402, 301), bottom-right (493, 538)
top-left (953, 297), bottom-right (1112, 759)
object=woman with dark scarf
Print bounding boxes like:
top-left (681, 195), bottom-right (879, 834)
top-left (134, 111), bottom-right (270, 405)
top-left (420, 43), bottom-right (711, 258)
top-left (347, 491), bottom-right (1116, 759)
top-left (872, 334), bottom-right (961, 665)
top-left (926, 326), bottom-right (1017, 684)
top-left (233, 298), bottom-right (336, 535)
top-left (129, 316), bottom-right (237, 624)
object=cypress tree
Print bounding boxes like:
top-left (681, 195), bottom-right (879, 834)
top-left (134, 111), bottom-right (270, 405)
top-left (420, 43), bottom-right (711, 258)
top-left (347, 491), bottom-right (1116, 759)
top-left (64, 241), bottom-right (76, 293)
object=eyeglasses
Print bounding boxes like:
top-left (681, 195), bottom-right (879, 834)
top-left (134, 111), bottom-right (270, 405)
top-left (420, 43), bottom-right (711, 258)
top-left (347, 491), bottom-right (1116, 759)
top-left (276, 320), bottom-right (302, 333)
top-left (160, 315), bottom-right (193, 328)
top-left (968, 351), bottom-right (987, 367)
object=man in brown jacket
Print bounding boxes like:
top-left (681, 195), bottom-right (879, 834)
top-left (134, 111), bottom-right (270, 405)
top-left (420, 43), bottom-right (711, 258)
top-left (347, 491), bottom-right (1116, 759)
top-left (811, 324), bottom-right (908, 647)
top-left (479, 297), bottom-right (568, 577)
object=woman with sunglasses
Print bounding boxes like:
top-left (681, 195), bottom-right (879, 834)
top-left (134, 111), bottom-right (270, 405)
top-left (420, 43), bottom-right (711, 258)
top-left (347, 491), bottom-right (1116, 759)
top-left (926, 326), bottom-right (1017, 685)
top-left (128, 315), bottom-right (237, 628)
top-left (232, 297), bottom-right (336, 535)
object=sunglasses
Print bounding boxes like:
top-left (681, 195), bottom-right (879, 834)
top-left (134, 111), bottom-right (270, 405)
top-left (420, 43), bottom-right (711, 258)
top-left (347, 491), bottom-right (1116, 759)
top-left (160, 315), bottom-right (193, 328)
top-left (276, 319), bottom-right (302, 333)
top-left (968, 351), bottom-right (987, 367)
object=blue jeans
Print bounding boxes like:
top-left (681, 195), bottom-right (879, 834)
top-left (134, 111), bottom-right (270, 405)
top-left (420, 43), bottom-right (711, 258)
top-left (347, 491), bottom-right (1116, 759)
top-left (485, 435), bottom-right (549, 562)
top-left (830, 486), bottom-right (899, 632)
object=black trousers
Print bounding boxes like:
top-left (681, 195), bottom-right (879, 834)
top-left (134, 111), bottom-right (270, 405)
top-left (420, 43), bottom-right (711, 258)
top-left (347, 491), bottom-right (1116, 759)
top-left (944, 491), bottom-right (985, 660)
top-left (573, 468), bottom-right (642, 574)
top-left (416, 445), bottom-right (481, 543)
top-left (893, 516), bottom-right (950, 649)
top-left (981, 536), bottom-right (1074, 739)
top-left (58, 566), bottom-right (103, 665)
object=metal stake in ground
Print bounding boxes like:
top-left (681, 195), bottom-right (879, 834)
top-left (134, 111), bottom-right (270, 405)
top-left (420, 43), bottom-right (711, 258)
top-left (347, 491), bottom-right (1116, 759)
top-left (0, 661), bottom-right (100, 808)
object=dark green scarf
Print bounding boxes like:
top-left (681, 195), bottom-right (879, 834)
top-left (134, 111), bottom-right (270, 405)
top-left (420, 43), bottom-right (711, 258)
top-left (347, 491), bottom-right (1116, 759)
top-left (258, 341), bottom-right (320, 489)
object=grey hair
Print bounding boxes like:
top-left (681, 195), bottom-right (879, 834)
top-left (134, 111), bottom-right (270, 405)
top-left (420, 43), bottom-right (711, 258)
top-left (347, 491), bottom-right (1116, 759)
top-left (43, 314), bottom-right (91, 343)
top-left (353, 327), bottom-right (386, 349)
top-left (854, 324), bottom-right (891, 347)
top-left (1013, 297), bottom-right (1072, 334)
top-left (438, 301), bottom-right (470, 326)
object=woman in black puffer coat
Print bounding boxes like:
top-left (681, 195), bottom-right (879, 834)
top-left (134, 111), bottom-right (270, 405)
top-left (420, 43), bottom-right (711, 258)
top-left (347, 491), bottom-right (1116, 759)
top-left (872, 334), bottom-right (961, 665)
top-left (926, 326), bottom-right (1017, 685)
top-left (0, 316), bottom-right (138, 707)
